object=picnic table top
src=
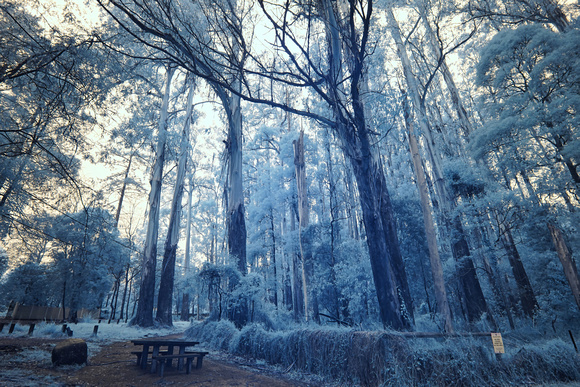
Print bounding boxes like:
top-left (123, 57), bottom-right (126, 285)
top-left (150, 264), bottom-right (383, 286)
top-left (131, 338), bottom-right (200, 346)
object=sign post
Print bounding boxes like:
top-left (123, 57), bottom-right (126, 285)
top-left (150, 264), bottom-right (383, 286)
top-left (491, 332), bottom-right (505, 360)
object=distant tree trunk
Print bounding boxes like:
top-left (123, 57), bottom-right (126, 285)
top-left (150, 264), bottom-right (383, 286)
top-left (499, 226), bottom-right (538, 317)
top-left (109, 277), bottom-right (120, 323)
top-left (293, 130), bottom-right (310, 322)
top-left (281, 209), bottom-right (293, 311)
top-left (402, 89), bottom-right (454, 333)
top-left (156, 76), bottom-right (195, 326)
top-left (269, 209), bottom-right (278, 308)
top-left (483, 254), bottom-right (515, 330)
top-left (132, 66), bottom-right (174, 327)
top-left (114, 154), bottom-right (133, 228)
top-left (119, 263), bottom-right (130, 321)
top-left (547, 223), bottom-right (580, 310)
top-left (181, 174), bottom-right (194, 321)
top-left (343, 169), bottom-right (360, 240)
top-left (417, 6), bottom-right (473, 137)
top-left (290, 200), bottom-right (304, 321)
top-left (125, 273), bottom-right (133, 323)
top-left (324, 131), bottom-right (342, 324)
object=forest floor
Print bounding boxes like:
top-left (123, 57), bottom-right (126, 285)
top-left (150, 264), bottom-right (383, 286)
top-left (0, 333), bottom-right (320, 386)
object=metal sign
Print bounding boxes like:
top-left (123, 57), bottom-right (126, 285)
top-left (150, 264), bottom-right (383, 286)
top-left (491, 332), bottom-right (505, 354)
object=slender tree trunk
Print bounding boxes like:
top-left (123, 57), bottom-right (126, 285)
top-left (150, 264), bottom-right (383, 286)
top-left (181, 174), bottom-right (194, 321)
top-left (132, 66), bottom-right (174, 327)
top-left (269, 209), bottom-right (278, 307)
top-left (281, 209), bottom-right (293, 311)
top-left (114, 154), bottom-right (133, 228)
top-left (109, 278), bottom-right (120, 322)
top-left (293, 130), bottom-right (310, 321)
top-left (119, 263), bottom-right (130, 321)
top-left (499, 226), bottom-right (538, 317)
top-left (156, 76), bottom-right (195, 326)
top-left (402, 89), bottom-right (454, 333)
top-left (290, 200), bottom-right (304, 321)
top-left (418, 5), bottom-right (473, 137)
top-left (324, 131), bottom-right (342, 324)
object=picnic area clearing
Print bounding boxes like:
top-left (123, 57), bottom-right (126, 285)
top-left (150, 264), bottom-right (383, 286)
top-left (0, 334), bottom-right (317, 386)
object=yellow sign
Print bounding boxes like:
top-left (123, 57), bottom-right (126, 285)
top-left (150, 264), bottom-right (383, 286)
top-left (491, 332), bottom-right (505, 354)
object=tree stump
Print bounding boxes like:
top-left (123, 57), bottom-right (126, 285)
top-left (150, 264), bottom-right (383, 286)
top-left (52, 338), bottom-right (87, 366)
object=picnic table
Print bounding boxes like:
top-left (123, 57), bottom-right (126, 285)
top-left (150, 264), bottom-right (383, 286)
top-left (131, 338), bottom-right (201, 373)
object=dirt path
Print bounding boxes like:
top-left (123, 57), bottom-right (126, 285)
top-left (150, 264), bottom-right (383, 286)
top-left (0, 335), bottom-right (319, 386)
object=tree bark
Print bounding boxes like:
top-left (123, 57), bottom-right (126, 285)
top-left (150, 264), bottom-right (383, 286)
top-left (499, 226), bottom-right (538, 317)
top-left (293, 130), bottom-right (310, 321)
top-left (269, 209), bottom-right (278, 308)
top-left (402, 89), bottom-right (454, 333)
top-left (547, 223), bottom-right (580, 310)
top-left (221, 76), bottom-right (248, 328)
top-left (156, 76), bottom-right (195, 326)
top-left (132, 66), bottom-right (174, 327)
top-left (114, 154), bottom-right (133, 228)
top-left (181, 174), bottom-right (194, 321)
top-left (119, 263), bottom-right (130, 321)
top-left (290, 200), bottom-right (304, 321)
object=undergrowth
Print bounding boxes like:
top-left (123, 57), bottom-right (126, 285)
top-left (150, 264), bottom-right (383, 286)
top-left (185, 321), bottom-right (580, 386)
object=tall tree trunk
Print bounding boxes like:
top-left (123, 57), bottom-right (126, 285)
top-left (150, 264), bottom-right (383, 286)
top-left (290, 200), bottom-right (304, 320)
top-left (132, 66), bottom-right (174, 327)
top-left (293, 130), bottom-right (310, 321)
top-left (388, 8), bottom-right (492, 326)
top-left (119, 263), bottom-right (130, 321)
top-left (281, 208), bottom-right (294, 311)
top-left (322, 0), bottom-right (413, 329)
top-left (499, 226), bottom-right (538, 317)
top-left (324, 131), bottom-right (342, 324)
top-left (402, 89), bottom-right (454, 333)
top-left (217, 75), bottom-right (248, 327)
top-left (156, 76), bottom-right (195, 326)
top-left (269, 209), bottom-right (278, 308)
top-left (417, 5), bottom-right (473, 137)
top-left (181, 174), bottom-right (194, 321)
top-left (114, 154), bottom-right (133, 228)
top-left (547, 223), bottom-right (580, 310)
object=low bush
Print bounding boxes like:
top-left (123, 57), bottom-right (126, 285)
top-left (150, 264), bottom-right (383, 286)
top-left (186, 322), bottom-right (580, 386)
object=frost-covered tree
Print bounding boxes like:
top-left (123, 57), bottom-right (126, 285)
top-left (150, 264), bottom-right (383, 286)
top-left (475, 23), bottom-right (580, 310)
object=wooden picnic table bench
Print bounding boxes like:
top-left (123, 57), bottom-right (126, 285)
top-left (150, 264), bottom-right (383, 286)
top-left (0, 318), bottom-right (42, 335)
top-left (152, 351), bottom-right (209, 377)
top-left (131, 338), bottom-right (201, 372)
top-left (0, 303), bottom-right (101, 335)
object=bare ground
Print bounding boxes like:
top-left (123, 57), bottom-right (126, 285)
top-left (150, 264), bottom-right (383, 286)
top-left (0, 334), bottom-right (322, 387)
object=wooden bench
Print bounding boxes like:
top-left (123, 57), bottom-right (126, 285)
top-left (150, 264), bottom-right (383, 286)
top-left (0, 318), bottom-right (42, 335)
top-left (152, 352), bottom-right (209, 377)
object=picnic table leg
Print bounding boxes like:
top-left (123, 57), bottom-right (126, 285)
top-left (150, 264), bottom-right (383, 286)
top-left (177, 346), bottom-right (185, 370)
top-left (150, 345), bottom-right (160, 373)
top-left (167, 345), bottom-right (175, 369)
top-left (140, 345), bottom-right (149, 370)
top-left (196, 354), bottom-right (204, 369)
top-left (186, 357), bottom-right (193, 374)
